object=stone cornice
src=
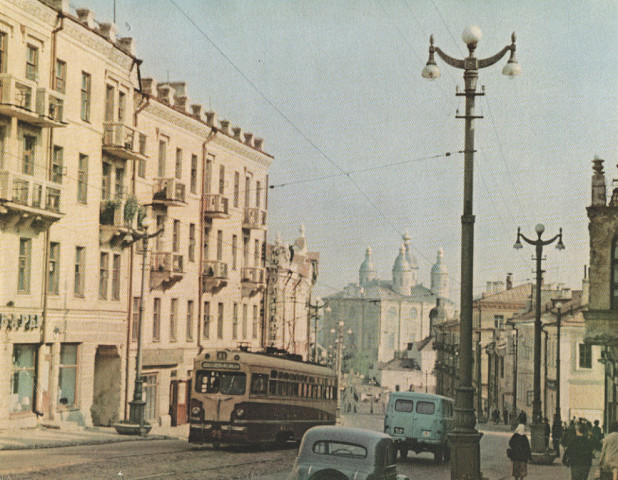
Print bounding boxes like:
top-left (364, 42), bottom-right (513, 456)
top-left (7, 0), bottom-right (57, 27)
top-left (212, 132), bottom-right (273, 169)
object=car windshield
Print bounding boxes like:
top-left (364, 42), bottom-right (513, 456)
top-left (312, 440), bottom-right (367, 459)
top-left (196, 370), bottom-right (246, 395)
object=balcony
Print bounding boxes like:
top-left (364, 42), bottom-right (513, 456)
top-left (102, 123), bottom-right (148, 161)
top-left (150, 252), bottom-right (184, 289)
top-left (202, 260), bottom-right (228, 293)
top-left (0, 74), bottom-right (66, 127)
top-left (0, 170), bottom-right (64, 230)
top-left (242, 207), bottom-right (267, 230)
top-left (203, 194), bottom-right (229, 219)
top-left (241, 266), bottom-right (266, 297)
top-left (152, 178), bottom-right (186, 207)
top-left (99, 198), bottom-right (130, 246)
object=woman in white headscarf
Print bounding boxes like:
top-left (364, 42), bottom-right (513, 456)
top-left (508, 423), bottom-right (532, 480)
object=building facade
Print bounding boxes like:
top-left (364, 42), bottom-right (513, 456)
top-left (0, 0), bottom-right (272, 429)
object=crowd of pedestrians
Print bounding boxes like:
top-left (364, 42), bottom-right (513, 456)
top-left (505, 414), bottom-right (618, 480)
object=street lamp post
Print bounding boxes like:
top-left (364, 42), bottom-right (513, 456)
top-left (422, 25), bottom-right (520, 480)
top-left (549, 300), bottom-right (563, 437)
top-left (513, 224), bottom-right (565, 454)
top-left (308, 298), bottom-right (330, 363)
top-left (509, 324), bottom-right (519, 429)
top-left (331, 320), bottom-right (352, 420)
top-left (117, 218), bottom-right (163, 435)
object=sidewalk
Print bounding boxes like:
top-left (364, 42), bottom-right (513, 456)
top-left (0, 422), bottom-right (189, 450)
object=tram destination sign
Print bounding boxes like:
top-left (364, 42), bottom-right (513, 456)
top-left (201, 361), bottom-right (241, 370)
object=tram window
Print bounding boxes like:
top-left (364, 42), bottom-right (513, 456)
top-left (250, 373), bottom-right (269, 395)
top-left (269, 380), bottom-right (277, 395)
top-left (196, 370), bottom-right (246, 395)
top-left (277, 381), bottom-right (285, 396)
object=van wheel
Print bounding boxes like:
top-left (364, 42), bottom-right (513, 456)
top-left (433, 447), bottom-right (444, 463)
top-left (444, 445), bottom-right (451, 462)
top-left (399, 447), bottom-right (408, 459)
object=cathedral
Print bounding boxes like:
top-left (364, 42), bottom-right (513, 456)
top-left (322, 232), bottom-right (453, 377)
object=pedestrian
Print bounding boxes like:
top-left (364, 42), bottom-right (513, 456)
top-left (562, 422), bottom-right (595, 480)
top-left (592, 419), bottom-right (604, 451)
top-left (599, 421), bottom-right (618, 480)
top-left (504, 408), bottom-right (509, 425)
top-left (493, 408), bottom-right (501, 424)
top-left (518, 410), bottom-right (527, 426)
top-left (552, 414), bottom-right (563, 458)
top-left (508, 423), bottom-right (532, 480)
top-left (543, 417), bottom-right (550, 449)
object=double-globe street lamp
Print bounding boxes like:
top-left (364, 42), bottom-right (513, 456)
top-left (330, 320), bottom-right (352, 419)
top-left (422, 25), bottom-right (520, 480)
top-left (513, 224), bottom-right (564, 455)
top-left (308, 298), bottom-right (330, 363)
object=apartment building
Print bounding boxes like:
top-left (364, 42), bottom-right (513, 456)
top-left (0, 0), bottom-right (273, 429)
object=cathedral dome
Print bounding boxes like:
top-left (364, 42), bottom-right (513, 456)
top-left (402, 231), bottom-right (418, 269)
top-left (431, 248), bottom-right (448, 275)
top-left (393, 245), bottom-right (411, 272)
top-left (359, 246), bottom-right (377, 286)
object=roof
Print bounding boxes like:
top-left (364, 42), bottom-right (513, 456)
top-left (513, 290), bottom-right (585, 323)
top-left (475, 283), bottom-right (532, 307)
top-left (326, 282), bottom-right (447, 304)
top-left (380, 357), bottom-right (421, 371)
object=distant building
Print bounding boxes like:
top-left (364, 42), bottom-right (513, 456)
top-left (323, 233), bottom-right (452, 380)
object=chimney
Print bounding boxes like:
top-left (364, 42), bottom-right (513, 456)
top-left (99, 23), bottom-right (118, 43)
top-left (76, 9), bottom-right (97, 29)
top-left (191, 104), bottom-right (204, 120)
top-left (174, 96), bottom-right (189, 112)
top-left (205, 111), bottom-right (217, 127)
top-left (582, 265), bottom-right (590, 305)
top-left (45, 0), bottom-right (70, 13)
top-left (506, 273), bottom-right (513, 290)
top-left (591, 157), bottom-right (606, 207)
top-left (232, 126), bottom-right (242, 141)
top-left (219, 119), bottom-right (230, 135)
top-left (244, 132), bottom-right (254, 147)
top-left (141, 78), bottom-right (157, 96)
top-left (117, 37), bottom-right (135, 56)
top-left (157, 85), bottom-right (173, 105)
top-left (168, 82), bottom-right (187, 98)
top-left (254, 137), bottom-right (264, 151)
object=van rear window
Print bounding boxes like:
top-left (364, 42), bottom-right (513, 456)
top-left (394, 399), bottom-right (413, 412)
top-left (416, 401), bottom-right (436, 414)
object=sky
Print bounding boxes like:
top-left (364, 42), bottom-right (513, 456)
top-left (79, 0), bottom-right (617, 302)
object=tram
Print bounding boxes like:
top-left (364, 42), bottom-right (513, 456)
top-left (188, 347), bottom-right (337, 446)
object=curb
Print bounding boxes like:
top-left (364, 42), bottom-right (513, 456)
top-left (0, 434), bottom-right (172, 451)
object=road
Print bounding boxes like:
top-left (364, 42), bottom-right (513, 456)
top-left (0, 415), bottom-right (575, 479)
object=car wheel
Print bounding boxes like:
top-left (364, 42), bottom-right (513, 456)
top-left (308, 469), bottom-right (348, 480)
top-left (434, 446), bottom-right (444, 463)
top-left (399, 446), bottom-right (408, 459)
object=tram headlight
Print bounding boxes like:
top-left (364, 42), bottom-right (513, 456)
top-left (191, 406), bottom-right (202, 416)
top-left (234, 408), bottom-right (245, 419)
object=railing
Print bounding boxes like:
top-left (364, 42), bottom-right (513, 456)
top-left (0, 171), bottom-right (62, 214)
top-left (0, 75), bottom-right (66, 126)
top-left (243, 207), bottom-right (267, 229)
top-left (151, 252), bottom-right (184, 274)
top-left (0, 74), bottom-right (35, 110)
top-left (202, 260), bottom-right (228, 279)
top-left (203, 194), bottom-right (229, 216)
top-left (36, 88), bottom-right (65, 124)
top-left (103, 123), bottom-right (148, 158)
top-left (99, 199), bottom-right (126, 226)
top-left (241, 267), bottom-right (265, 284)
top-left (153, 178), bottom-right (186, 204)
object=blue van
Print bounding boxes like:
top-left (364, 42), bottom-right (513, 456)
top-left (383, 392), bottom-right (454, 463)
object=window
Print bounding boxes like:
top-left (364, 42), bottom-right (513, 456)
top-left (250, 373), bottom-right (269, 395)
top-left (254, 239), bottom-right (260, 266)
top-left (115, 167), bottom-right (125, 199)
top-left (173, 220), bottom-right (180, 253)
top-left (203, 301), bottom-right (210, 339)
top-left (196, 370), bottom-right (246, 395)
top-left (579, 343), bottom-right (592, 369)
top-left (118, 91), bottom-right (126, 123)
top-left (175, 148), bottom-right (182, 180)
top-left (112, 254), bottom-right (121, 300)
top-left (74, 247), bottom-right (85, 296)
top-left (18, 238), bottom-right (31, 293)
top-left (99, 252), bottom-right (109, 300)
top-left (242, 304), bottom-right (248, 339)
top-left (55, 59), bottom-right (66, 93)
top-left (0, 125), bottom-right (4, 169)
top-left (190, 154), bottom-right (198, 193)
top-left (26, 44), bottom-right (38, 81)
top-left (144, 374), bottom-right (157, 420)
top-left (80, 72), bottom-right (91, 122)
top-left (155, 215), bottom-right (164, 251)
top-left (0, 32), bottom-right (6, 73)
top-left (58, 345), bottom-right (77, 407)
top-left (244, 176), bottom-right (250, 207)
top-left (77, 154), bottom-right (88, 203)
top-left (22, 134), bottom-right (36, 175)
top-left (138, 159), bottom-right (146, 178)
top-left (158, 140), bottom-right (166, 177)
top-left (217, 230), bottom-right (223, 261)
top-left (394, 399), bottom-right (413, 413)
top-left (234, 171), bottom-right (240, 208)
top-left (312, 441), bottom-right (367, 459)
top-left (101, 162), bottom-right (111, 200)
top-left (217, 303), bottom-right (224, 339)
top-left (186, 300), bottom-right (194, 341)
top-left (494, 315), bottom-right (504, 329)
top-left (218, 165), bottom-right (225, 194)
top-left (232, 235), bottom-right (238, 270)
top-left (232, 303), bottom-right (239, 339)
top-left (204, 158), bottom-right (212, 194)
top-left (132, 297), bottom-right (140, 342)
top-left (153, 298), bottom-right (161, 341)
top-left (243, 236), bottom-right (249, 267)
top-left (256, 180), bottom-right (261, 208)
top-left (11, 345), bottom-right (36, 413)
top-left (252, 305), bottom-right (258, 339)
top-left (105, 85), bottom-right (115, 122)
top-left (52, 146), bottom-right (63, 183)
top-left (170, 298), bottom-right (178, 342)
top-left (610, 237), bottom-right (618, 310)
top-left (48, 242), bottom-right (60, 294)
top-left (188, 223), bottom-right (196, 262)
